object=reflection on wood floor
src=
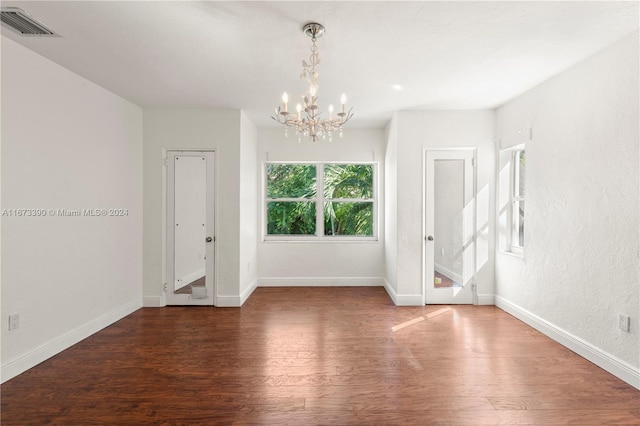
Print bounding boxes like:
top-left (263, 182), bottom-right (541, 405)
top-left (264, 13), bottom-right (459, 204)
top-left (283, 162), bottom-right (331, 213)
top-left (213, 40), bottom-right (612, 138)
top-left (2, 287), bottom-right (639, 425)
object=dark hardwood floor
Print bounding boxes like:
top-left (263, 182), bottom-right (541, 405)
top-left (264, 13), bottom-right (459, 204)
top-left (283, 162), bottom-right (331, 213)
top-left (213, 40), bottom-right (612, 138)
top-left (2, 287), bottom-right (639, 425)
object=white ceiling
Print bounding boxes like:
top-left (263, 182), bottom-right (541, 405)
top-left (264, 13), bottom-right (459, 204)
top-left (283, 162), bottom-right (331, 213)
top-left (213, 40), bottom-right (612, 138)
top-left (2, 1), bottom-right (638, 128)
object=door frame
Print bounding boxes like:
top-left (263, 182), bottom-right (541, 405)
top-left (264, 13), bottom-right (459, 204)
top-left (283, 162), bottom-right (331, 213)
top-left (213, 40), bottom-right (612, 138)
top-left (165, 150), bottom-right (216, 306)
top-left (423, 148), bottom-right (477, 305)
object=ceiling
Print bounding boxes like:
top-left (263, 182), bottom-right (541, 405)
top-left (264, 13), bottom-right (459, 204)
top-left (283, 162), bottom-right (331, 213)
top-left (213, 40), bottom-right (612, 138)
top-left (2, 1), bottom-right (638, 128)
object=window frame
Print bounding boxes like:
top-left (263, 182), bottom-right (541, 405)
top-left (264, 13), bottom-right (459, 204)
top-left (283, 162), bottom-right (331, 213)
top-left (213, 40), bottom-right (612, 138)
top-left (263, 161), bottom-right (378, 242)
top-left (507, 147), bottom-right (525, 255)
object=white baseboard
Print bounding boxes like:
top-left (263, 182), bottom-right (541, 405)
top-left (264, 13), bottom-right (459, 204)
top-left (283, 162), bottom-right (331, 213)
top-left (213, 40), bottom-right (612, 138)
top-left (214, 294), bottom-right (242, 307)
top-left (0, 299), bottom-right (142, 384)
top-left (383, 279), bottom-right (398, 304)
top-left (383, 280), bottom-right (423, 306)
top-left (258, 277), bottom-right (385, 287)
top-left (394, 294), bottom-right (424, 306)
top-left (239, 279), bottom-right (258, 306)
top-left (143, 295), bottom-right (166, 307)
top-left (215, 280), bottom-right (258, 307)
top-left (495, 296), bottom-right (640, 390)
top-left (476, 293), bottom-right (495, 305)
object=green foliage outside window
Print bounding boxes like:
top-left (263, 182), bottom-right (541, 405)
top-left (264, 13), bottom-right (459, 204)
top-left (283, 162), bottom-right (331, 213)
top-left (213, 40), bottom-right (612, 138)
top-left (266, 164), bottom-right (316, 199)
top-left (323, 164), bottom-right (373, 236)
top-left (267, 201), bottom-right (316, 235)
top-left (266, 163), bottom-right (374, 237)
top-left (266, 164), bottom-right (316, 235)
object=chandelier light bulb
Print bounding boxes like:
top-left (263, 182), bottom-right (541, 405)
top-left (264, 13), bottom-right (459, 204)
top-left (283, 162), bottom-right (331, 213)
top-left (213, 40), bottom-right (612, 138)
top-left (328, 104), bottom-right (334, 120)
top-left (282, 92), bottom-right (289, 112)
top-left (296, 103), bottom-right (302, 120)
top-left (340, 93), bottom-right (346, 113)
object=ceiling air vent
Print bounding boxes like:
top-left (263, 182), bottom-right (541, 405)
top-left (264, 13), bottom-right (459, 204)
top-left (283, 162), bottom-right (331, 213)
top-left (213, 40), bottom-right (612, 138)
top-left (1, 7), bottom-right (58, 36)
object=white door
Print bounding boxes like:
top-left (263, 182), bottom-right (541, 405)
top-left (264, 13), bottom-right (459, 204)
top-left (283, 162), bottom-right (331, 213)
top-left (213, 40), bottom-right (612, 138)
top-left (425, 149), bottom-right (475, 304)
top-left (166, 151), bottom-right (215, 305)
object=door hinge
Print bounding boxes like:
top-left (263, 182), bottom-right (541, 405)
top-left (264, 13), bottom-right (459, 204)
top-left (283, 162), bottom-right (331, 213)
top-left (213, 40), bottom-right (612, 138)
top-left (163, 283), bottom-right (168, 292)
top-left (471, 157), bottom-right (475, 167)
top-left (163, 158), bottom-right (168, 167)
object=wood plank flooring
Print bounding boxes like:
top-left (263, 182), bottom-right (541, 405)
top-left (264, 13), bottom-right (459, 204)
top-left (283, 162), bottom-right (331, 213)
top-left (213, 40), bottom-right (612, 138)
top-left (2, 287), bottom-right (639, 425)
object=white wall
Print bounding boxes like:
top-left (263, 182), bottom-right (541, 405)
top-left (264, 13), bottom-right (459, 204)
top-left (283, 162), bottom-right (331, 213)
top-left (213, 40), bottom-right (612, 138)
top-left (495, 31), bottom-right (639, 386)
top-left (239, 112), bottom-right (258, 299)
top-left (1, 36), bottom-right (143, 382)
top-left (143, 109), bottom-right (253, 307)
top-left (391, 110), bottom-right (496, 305)
top-left (384, 115), bottom-right (398, 294)
top-left (257, 128), bottom-right (386, 286)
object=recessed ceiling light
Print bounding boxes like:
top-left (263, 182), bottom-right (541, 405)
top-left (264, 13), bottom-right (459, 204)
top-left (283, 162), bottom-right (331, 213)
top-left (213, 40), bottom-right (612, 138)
top-left (391, 84), bottom-right (403, 91)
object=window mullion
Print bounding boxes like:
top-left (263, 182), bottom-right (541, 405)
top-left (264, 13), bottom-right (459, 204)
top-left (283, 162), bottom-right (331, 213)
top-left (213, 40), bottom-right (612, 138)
top-left (329, 198), bottom-right (374, 203)
top-left (316, 163), bottom-right (324, 238)
top-left (266, 197), bottom-right (311, 202)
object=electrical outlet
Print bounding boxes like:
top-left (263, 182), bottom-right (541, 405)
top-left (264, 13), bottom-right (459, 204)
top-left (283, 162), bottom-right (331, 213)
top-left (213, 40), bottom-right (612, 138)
top-left (8, 314), bottom-right (19, 331)
top-left (618, 314), bottom-right (630, 332)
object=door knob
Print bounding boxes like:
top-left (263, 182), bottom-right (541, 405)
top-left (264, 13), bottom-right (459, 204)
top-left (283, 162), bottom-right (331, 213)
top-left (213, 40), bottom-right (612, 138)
top-left (427, 235), bottom-right (434, 241)
top-left (206, 237), bottom-right (213, 243)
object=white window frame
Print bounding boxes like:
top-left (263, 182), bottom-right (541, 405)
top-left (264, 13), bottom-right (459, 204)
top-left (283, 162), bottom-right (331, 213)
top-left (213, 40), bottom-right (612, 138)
top-left (507, 147), bottom-right (525, 255)
top-left (264, 161), bottom-right (378, 241)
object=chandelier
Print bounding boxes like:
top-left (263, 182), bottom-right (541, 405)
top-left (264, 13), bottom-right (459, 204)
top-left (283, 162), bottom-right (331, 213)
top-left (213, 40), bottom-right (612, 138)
top-left (272, 23), bottom-right (354, 142)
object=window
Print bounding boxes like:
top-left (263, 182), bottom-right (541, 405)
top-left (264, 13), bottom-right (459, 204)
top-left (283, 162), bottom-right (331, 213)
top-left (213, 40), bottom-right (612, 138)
top-left (266, 164), bottom-right (317, 235)
top-left (510, 149), bottom-right (525, 253)
top-left (265, 162), bottom-right (376, 239)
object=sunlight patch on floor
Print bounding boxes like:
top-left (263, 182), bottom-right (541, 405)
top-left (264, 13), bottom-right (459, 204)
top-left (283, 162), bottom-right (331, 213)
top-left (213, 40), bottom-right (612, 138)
top-left (391, 307), bottom-right (452, 332)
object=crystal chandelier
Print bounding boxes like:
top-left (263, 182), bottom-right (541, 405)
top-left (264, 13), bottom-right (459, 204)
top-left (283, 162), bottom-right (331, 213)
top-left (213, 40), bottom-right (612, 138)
top-left (272, 23), bottom-right (354, 142)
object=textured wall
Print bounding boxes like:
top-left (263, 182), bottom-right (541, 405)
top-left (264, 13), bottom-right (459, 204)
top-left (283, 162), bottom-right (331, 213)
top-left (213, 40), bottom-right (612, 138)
top-left (495, 31), bottom-right (639, 368)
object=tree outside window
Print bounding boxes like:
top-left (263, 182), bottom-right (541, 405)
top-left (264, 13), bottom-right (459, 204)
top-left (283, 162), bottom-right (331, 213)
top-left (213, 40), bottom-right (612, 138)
top-left (266, 163), bottom-right (375, 239)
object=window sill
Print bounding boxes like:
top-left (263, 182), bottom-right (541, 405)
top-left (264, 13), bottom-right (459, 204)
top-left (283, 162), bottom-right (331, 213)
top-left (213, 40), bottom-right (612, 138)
top-left (263, 237), bottom-right (379, 244)
top-left (500, 249), bottom-right (524, 260)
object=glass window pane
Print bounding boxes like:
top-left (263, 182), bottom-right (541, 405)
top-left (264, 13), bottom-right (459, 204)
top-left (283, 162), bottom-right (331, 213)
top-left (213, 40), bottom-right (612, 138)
top-left (513, 200), bottom-right (524, 247)
top-left (324, 202), bottom-right (373, 236)
top-left (323, 164), bottom-right (373, 199)
top-left (266, 164), bottom-right (316, 199)
top-left (515, 150), bottom-right (525, 197)
top-left (267, 202), bottom-right (316, 235)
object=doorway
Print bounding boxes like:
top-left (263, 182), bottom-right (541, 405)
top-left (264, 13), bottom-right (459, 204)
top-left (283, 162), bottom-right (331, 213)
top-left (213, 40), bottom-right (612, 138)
top-left (424, 149), bottom-right (476, 304)
top-left (166, 151), bottom-right (215, 305)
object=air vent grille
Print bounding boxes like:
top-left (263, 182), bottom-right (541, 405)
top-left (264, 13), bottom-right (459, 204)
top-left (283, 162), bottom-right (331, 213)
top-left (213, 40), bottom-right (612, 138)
top-left (1, 7), bottom-right (58, 36)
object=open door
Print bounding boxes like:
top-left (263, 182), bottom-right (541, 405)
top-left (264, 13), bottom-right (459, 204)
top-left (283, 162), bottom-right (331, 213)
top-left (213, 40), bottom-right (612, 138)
top-left (166, 151), bottom-right (215, 305)
top-left (425, 149), bottom-right (475, 304)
